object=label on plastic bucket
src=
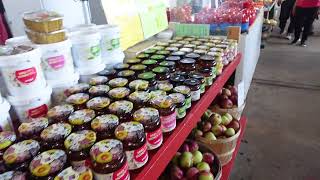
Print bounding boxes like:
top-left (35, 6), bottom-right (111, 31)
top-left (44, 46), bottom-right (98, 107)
top-left (28, 104), bottom-right (48, 118)
top-left (47, 55), bottom-right (65, 70)
top-left (106, 38), bottom-right (120, 51)
top-left (15, 67), bottom-right (37, 84)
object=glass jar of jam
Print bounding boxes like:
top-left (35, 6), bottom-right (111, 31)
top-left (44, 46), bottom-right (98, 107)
top-left (64, 130), bottom-right (96, 167)
top-left (133, 107), bottom-right (163, 150)
top-left (198, 55), bottom-right (216, 69)
top-left (159, 61), bottom-right (175, 73)
top-left (68, 109), bottom-right (95, 131)
top-left (3, 140), bottom-right (40, 171)
top-left (150, 95), bottom-right (176, 133)
top-left (90, 139), bottom-right (130, 179)
top-left (0, 131), bottom-right (16, 173)
top-left (171, 51), bottom-right (186, 59)
top-left (113, 63), bottom-right (130, 72)
top-left (115, 122), bottom-right (148, 170)
top-left (108, 87), bottom-right (131, 101)
top-left (149, 90), bottom-right (166, 99)
top-left (129, 80), bottom-right (149, 91)
top-left (142, 59), bottom-right (158, 71)
top-left (89, 85), bottom-right (110, 98)
top-left (184, 44), bottom-right (196, 49)
top-left (157, 81), bottom-right (173, 93)
top-left (64, 83), bottom-right (90, 97)
top-left (156, 51), bottom-right (170, 58)
top-left (0, 171), bottom-right (26, 179)
top-left (117, 70), bottom-right (136, 81)
top-left (193, 49), bottom-right (207, 55)
top-left (89, 76), bottom-right (109, 86)
top-left (170, 74), bottom-right (186, 87)
top-left (173, 86), bottom-right (192, 110)
top-left (143, 49), bottom-right (157, 55)
top-left (169, 93), bottom-right (186, 120)
top-left (91, 114), bottom-right (119, 140)
top-left (200, 68), bottom-right (214, 87)
top-left (179, 58), bottom-right (196, 72)
top-left (98, 69), bottom-right (117, 79)
top-left (138, 72), bottom-right (157, 90)
top-left (156, 42), bottom-right (169, 47)
top-left (47, 104), bottom-right (74, 123)
top-left (136, 53), bottom-right (150, 60)
top-left (130, 64), bottom-right (147, 74)
top-left (184, 79), bottom-right (201, 102)
top-left (108, 100), bottom-right (134, 122)
top-left (189, 72), bottom-right (206, 94)
top-left (174, 71), bottom-right (188, 78)
top-left (40, 123), bottom-right (72, 151)
top-left (18, 117), bottom-right (49, 140)
top-left (150, 54), bottom-right (165, 61)
top-left (170, 43), bottom-right (183, 48)
top-left (29, 149), bottom-right (67, 179)
top-left (55, 166), bottom-right (93, 180)
top-left (108, 78), bottom-right (129, 88)
top-left (125, 58), bottom-right (141, 65)
top-left (179, 47), bottom-right (193, 53)
top-left (152, 66), bottom-right (170, 82)
top-left (185, 53), bottom-right (200, 60)
top-left (165, 47), bottom-right (178, 52)
top-left (86, 97), bottom-right (111, 116)
top-left (66, 93), bottom-right (90, 110)
top-left (128, 91), bottom-right (151, 110)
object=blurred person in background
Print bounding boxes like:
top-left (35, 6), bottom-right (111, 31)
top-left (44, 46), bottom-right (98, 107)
top-left (278, 0), bottom-right (296, 40)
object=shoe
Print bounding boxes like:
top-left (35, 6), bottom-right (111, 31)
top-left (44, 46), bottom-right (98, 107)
top-left (290, 38), bottom-right (299, 44)
top-left (285, 34), bottom-right (292, 40)
top-left (300, 42), bottom-right (307, 47)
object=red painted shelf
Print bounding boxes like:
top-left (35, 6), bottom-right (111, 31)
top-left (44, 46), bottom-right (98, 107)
top-left (131, 54), bottom-right (242, 180)
top-left (221, 116), bottom-right (247, 180)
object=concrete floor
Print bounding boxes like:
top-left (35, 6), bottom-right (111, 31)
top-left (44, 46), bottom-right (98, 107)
top-left (230, 28), bottom-right (320, 179)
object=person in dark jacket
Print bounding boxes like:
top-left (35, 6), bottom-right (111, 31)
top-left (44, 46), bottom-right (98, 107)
top-left (278, 0), bottom-right (296, 40)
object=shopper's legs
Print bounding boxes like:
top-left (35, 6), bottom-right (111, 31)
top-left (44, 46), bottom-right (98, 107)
top-left (279, 1), bottom-right (290, 33)
top-left (301, 7), bottom-right (319, 45)
top-left (292, 7), bottom-right (304, 44)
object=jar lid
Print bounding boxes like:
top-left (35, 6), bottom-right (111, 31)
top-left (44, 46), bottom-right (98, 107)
top-left (179, 48), bottom-right (193, 53)
top-left (157, 82), bottom-right (173, 92)
top-left (118, 70), bottom-right (135, 77)
top-left (198, 38), bottom-right (209, 42)
top-left (66, 93), bottom-right (90, 105)
top-left (142, 59), bottom-right (157, 65)
top-left (197, 45), bottom-right (209, 50)
top-left (204, 42), bottom-right (215, 47)
top-left (115, 122), bottom-right (144, 141)
top-left (108, 87), bottom-right (130, 99)
top-left (207, 51), bottom-right (223, 57)
top-left (180, 58), bottom-right (196, 64)
top-left (86, 97), bottom-right (111, 110)
top-left (3, 140), bottom-right (40, 164)
top-left (209, 47), bottom-right (224, 52)
top-left (0, 171), bottom-right (26, 180)
top-left (23, 11), bottom-right (62, 22)
top-left (185, 53), bottom-right (200, 59)
top-left (150, 90), bottom-right (166, 99)
top-left (156, 42), bottom-right (169, 46)
top-left (178, 40), bottom-right (189, 44)
top-left (128, 91), bottom-right (151, 103)
top-left (47, 104), bottom-right (74, 119)
top-left (130, 64), bottom-right (147, 71)
top-left (189, 72), bottom-right (204, 81)
top-left (30, 149), bottom-right (67, 177)
top-left (166, 56), bottom-right (181, 61)
top-left (174, 71), bottom-right (188, 77)
top-left (114, 63), bottom-right (130, 70)
top-left (89, 76), bottom-right (109, 86)
top-left (108, 100), bottom-right (134, 114)
top-left (184, 44), bottom-right (196, 48)
top-left (171, 51), bottom-right (186, 56)
top-left (129, 80), bottom-right (149, 91)
top-left (65, 83), bottom-right (90, 96)
top-left (125, 58), bottom-right (141, 64)
top-left (91, 114), bottom-right (119, 132)
top-left (200, 68), bottom-right (213, 74)
top-left (90, 139), bottom-right (124, 164)
top-left (143, 49), bottom-right (157, 54)
top-left (169, 93), bottom-right (186, 105)
top-left (41, 123), bottom-right (72, 141)
top-left (89, 85), bottom-right (110, 95)
top-left (133, 107), bottom-right (160, 125)
top-left (108, 78), bottom-right (128, 88)
top-left (136, 53), bottom-right (150, 59)
top-left (200, 55), bottom-right (215, 61)
top-left (184, 37), bottom-right (196, 41)
top-left (170, 43), bottom-right (183, 47)
top-left (150, 95), bottom-right (173, 109)
top-left (159, 61), bottom-right (175, 67)
top-left (156, 50), bottom-right (170, 55)
top-left (64, 130), bottom-right (96, 151)
top-left (170, 74), bottom-right (186, 83)
top-left (0, 131), bottom-right (16, 151)
top-left (165, 47), bottom-right (179, 52)
top-left (150, 54), bottom-right (165, 60)
top-left (152, 66), bottom-right (170, 74)
top-left (98, 68), bottom-right (116, 76)
top-left (68, 109), bottom-right (95, 125)
top-left (184, 78), bottom-right (201, 86)
top-left (174, 85), bottom-right (191, 95)
top-left (138, 72), bottom-right (156, 80)
top-left (55, 166), bottom-right (93, 180)
top-left (18, 117), bottom-right (49, 135)
top-left (191, 41), bottom-right (202, 45)
top-left (193, 49), bottom-right (207, 55)
top-left (152, 46), bottom-right (166, 51)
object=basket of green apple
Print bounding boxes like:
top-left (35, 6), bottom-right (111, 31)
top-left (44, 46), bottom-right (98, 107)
top-left (161, 140), bottom-right (222, 180)
top-left (193, 110), bottom-right (241, 166)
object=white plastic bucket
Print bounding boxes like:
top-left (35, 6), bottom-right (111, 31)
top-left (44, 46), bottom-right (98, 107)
top-left (69, 24), bottom-right (97, 32)
top-left (0, 47), bottom-right (47, 97)
top-left (5, 36), bottom-right (32, 46)
top-left (37, 39), bottom-right (75, 80)
top-left (0, 99), bottom-right (12, 131)
top-left (7, 86), bottom-right (52, 123)
top-left (51, 72), bottom-right (79, 105)
top-left (77, 63), bottom-right (105, 82)
top-left (70, 30), bottom-right (102, 68)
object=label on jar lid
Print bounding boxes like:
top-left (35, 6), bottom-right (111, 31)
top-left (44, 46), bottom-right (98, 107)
top-left (89, 76), bottom-right (109, 86)
top-left (130, 64), bottom-right (146, 71)
top-left (166, 56), bottom-right (181, 62)
top-left (180, 58), bottom-right (195, 64)
top-left (115, 122), bottom-right (144, 141)
top-left (129, 80), bottom-right (149, 91)
top-left (150, 95), bottom-right (173, 109)
top-left (89, 85), bottom-right (110, 95)
top-left (98, 68), bottom-right (116, 76)
top-left (118, 70), bottom-right (135, 77)
top-left (108, 100), bottom-right (133, 114)
top-left (137, 54), bottom-right (150, 59)
top-left (156, 50), bottom-right (170, 55)
top-left (149, 90), bottom-right (166, 99)
top-left (68, 109), bottom-right (95, 125)
top-left (125, 142), bottom-right (148, 170)
top-left (169, 93), bottom-right (185, 104)
top-left (86, 97), bottom-right (111, 110)
top-left (159, 61), bottom-right (175, 67)
top-left (3, 140), bottom-right (40, 164)
top-left (114, 63), bottom-right (129, 70)
top-left (197, 45), bottom-right (209, 50)
top-left (174, 86), bottom-right (191, 95)
top-left (180, 48), bottom-right (193, 53)
top-left (0, 171), bottom-right (26, 180)
top-left (18, 117), bottom-right (49, 135)
top-left (157, 82), bottom-right (173, 92)
top-left (90, 139), bottom-right (123, 164)
top-left (200, 55), bottom-right (215, 61)
top-left (47, 104), bottom-right (74, 119)
top-left (91, 114), bottom-right (119, 132)
top-left (64, 130), bottom-right (96, 151)
top-left (138, 72), bottom-right (156, 80)
top-left (41, 123), bottom-right (72, 141)
top-left (128, 91), bottom-right (150, 103)
top-left (150, 55), bottom-right (165, 60)
top-left (126, 58), bottom-right (141, 64)
top-left (133, 107), bottom-right (159, 124)
top-left (171, 51), bottom-right (185, 56)
top-left (65, 83), bottom-right (90, 96)
top-left (30, 149), bottom-right (67, 177)
top-left (0, 131), bottom-right (16, 151)
top-left (165, 47), bottom-right (178, 52)
top-left (66, 93), bottom-right (90, 105)
top-left (108, 87), bottom-right (130, 99)
top-left (142, 59), bottom-right (157, 65)
top-left (185, 53), bottom-right (200, 59)
top-left (108, 78), bottom-right (128, 87)
top-left (54, 166), bottom-right (93, 180)
top-left (152, 66), bottom-right (169, 73)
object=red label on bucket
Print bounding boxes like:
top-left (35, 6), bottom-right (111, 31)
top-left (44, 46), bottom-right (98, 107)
top-left (47, 55), bottom-right (65, 70)
top-left (15, 67), bottom-right (37, 84)
top-left (28, 104), bottom-right (48, 118)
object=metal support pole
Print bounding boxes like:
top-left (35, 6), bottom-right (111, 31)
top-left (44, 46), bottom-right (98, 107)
top-left (81, 0), bottom-right (92, 24)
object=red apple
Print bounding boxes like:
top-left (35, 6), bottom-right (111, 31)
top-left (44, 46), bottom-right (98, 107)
top-left (186, 167), bottom-right (199, 180)
top-left (229, 86), bottom-right (238, 95)
top-left (171, 165), bottom-right (184, 180)
top-left (222, 88), bottom-right (232, 96)
top-left (188, 141), bottom-right (199, 152)
top-left (220, 99), bottom-right (233, 109)
top-left (211, 125), bottom-right (223, 136)
top-left (194, 129), bottom-right (203, 138)
top-left (219, 94), bottom-right (229, 101)
top-left (230, 95), bottom-right (238, 106)
top-left (221, 125), bottom-right (227, 133)
top-left (202, 122), bottom-right (212, 133)
top-left (180, 143), bottom-right (190, 152)
top-left (227, 120), bottom-right (240, 132)
top-left (202, 153), bottom-right (215, 164)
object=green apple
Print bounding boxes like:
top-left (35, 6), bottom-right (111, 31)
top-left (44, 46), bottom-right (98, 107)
top-left (204, 132), bottom-right (217, 141)
top-left (179, 152), bottom-right (193, 168)
top-left (196, 161), bottom-right (211, 172)
top-left (221, 115), bottom-right (232, 126)
top-left (225, 128), bottom-right (236, 137)
top-left (224, 113), bottom-right (233, 121)
top-left (209, 113), bottom-right (222, 126)
top-left (192, 150), bottom-right (203, 165)
top-left (199, 171), bottom-right (214, 180)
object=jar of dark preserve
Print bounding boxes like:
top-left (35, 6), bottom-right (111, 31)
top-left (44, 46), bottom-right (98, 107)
top-left (64, 130), bottom-right (96, 167)
top-left (138, 72), bottom-right (157, 90)
top-left (29, 149), bottom-right (67, 179)
top-left (136, 53), bottom-right (150, 60)
top-left (184, 79), bottom-right (201, 102)
top-left (173, 86), bottom-right (192, 110)
top-left (86, 97), bottom-right (111, 116)
top-left (89, 76), bottom-right (109, 86)
top-left (89, 85), bottom-right (110, 98)
top-left (152, 66), bottom-right (170, 82)
top-left (170, 74), bottom-right (186, 86)
top-left (169, 93), bottom-right (186, 120)
top-left (115, 122), bottom-right (148, 170)
top-left (189, 72), bottom-right (206, 94)
top-left (150, 95), bottom-right (176, 133)
top-left (150, 54), bottom-right (166, 61)
top-left (64, 83), bottom-right (90, 97)
top-left (108, 87), bottom-right (131, 101)
top-left (108, 78), bottom-right (129, 88)
top-left (179, 58), bottom-right (196, 72)
top-left (47, 104), bottom-right (74, 123)
top-left (0, 132), bottom-right (16, 173)
top-left (128, 91), bottom-right (151, 110)
top-left (40, 123), bottom-right (72, 151)
top-left (185, 53), bottom-right (200, 61)
top-left (133, 107), bottom-right (163, 150)
top-left (114, 63), bottom-right (130, 72)
top-left (171, 51), bottom-right (186, 59)
top-left (18, 117), bottom-right (49, 140)
top-left (55, 166), bottom-right (93, 180)
top-left (174, 71), bottom-right (188, 78)
top-left (142, 59), bottom-right (158, 70)
top-left (200, 68), bottom-right (214, 87)
top-left (130, 64), bottom-right (147, 74)
top-left (90, 139), bottom-right (130, 179)
top-left (129, 80), bottom-right (149, 91)
top-left (108, 100), bottom-right (134, 122)
top-left (166, 55), bottom-right (181, 62)
top-left (117, 70), bottom-right (136, 81)
top-left (98, 69), bottom-right (117, 79)
top-left (125, 58), bottom-right (141, 65)
top-left (66, 93), bottom-right (90, 110)
top-left (68, 109), bottom-right (95, 131)
top-left (91, 114), bottom-right (119, 140)
top-left (143, 48), bottom-right (157, 55)
top-left (159, 61), bottom-right (175, 73)
top-left (198, 55), bottom-right (216, 69)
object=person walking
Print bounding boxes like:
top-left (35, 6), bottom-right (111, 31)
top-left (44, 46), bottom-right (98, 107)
top-left (291, 0), bottom-right (320, 47)
top-left (278, 0), bottom-right (296, 40)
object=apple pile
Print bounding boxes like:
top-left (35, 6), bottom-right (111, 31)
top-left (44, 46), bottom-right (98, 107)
top-left (214, 85), bottom-right (238, 109)
top-left (194, 111), bottom-right (240, 140)
top-left (169, 141), bottom-right (217, 180)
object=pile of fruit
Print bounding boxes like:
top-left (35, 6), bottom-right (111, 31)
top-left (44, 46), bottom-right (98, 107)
top-left (213, 85), bottom-right (238, 109)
